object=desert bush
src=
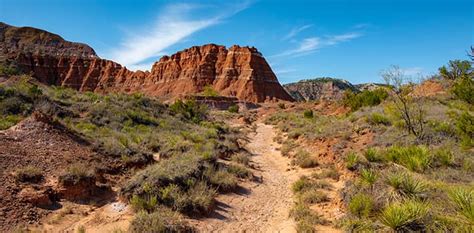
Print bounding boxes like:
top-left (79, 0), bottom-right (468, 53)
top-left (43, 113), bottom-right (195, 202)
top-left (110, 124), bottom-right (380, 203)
top-left (290, 202), bottom-right (324, 231)
top-left (349, 193), bottom-right (373, 218)
top-left (379, 200), bottom-right (429, 231)
top-left (367, 113), bottom-right (391, 125)
top-left (303, 109), bottom-right (314, 118)
top-left (292, 176), bottom-right (314, 193)
top-left (363, 148), bottom-right (384, 163)
top-left (451, 75), bottom-right (474, 104)
top-left (169, 99), bottom-right (207, 123)
top-left (360, 169), bottom-right (377, 187)
top-left (385, 146), bottom-right (432, 172)
top-left (0, 63), bottom-right (19, 76)
top-left (130, 194), bottom-right (158, 212)
top-left (231, 153), bottom-right (250, 166)
top-left (292, 150), bottom-right (318, 168)
top-left (455, 111), bottom-right (474, 148)
top-left (385, 172), bottom-right (428, 199)
top-left (433, 148), bottom-right (455, 167)
top-left (129, 209), bottom-right (192, 233)
top-left (448, 187), bottom-right (474, 224)
top-left (226, 164), bottom-right (252, 179)
top-left (0, 115), bottom-right (22, 130)
top-left (205, 168), bottom-right (238, 192)
top-left (299, 190), bottom-right (329, 204)
top-left (228, 105), bottom-right (239, 113)
top-left (201, 85), bottom-right (219, 97)
top-left (280, 140), bottom-right (297, 156)
top-left (343, 88), bottom-right (388, 111)
top-left (59, 163), bottom-right (95, 186)
top-left (439, 60), bottom-right (472, 80)
top-left (312, 166), bottom-right (340, 181)
top-left (345, 151), bottom-right (361, 171)
top-left (14, 166), bottom-right (43, 183)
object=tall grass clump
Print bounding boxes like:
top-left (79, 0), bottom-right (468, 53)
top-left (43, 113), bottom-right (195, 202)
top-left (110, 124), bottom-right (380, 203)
top-left (349, 193), bottom-right (373, 218)
top-left (385, 146), bottom-right (432, 172)
top-left (448, 187), bottom-right (474, 224)
top-left (385, 172), bottom-right (428, 199)
top-left (364, 148), bottom-right (384, 163)
top-left (345, 151), bottom-right (361, 171)
top-left (379, 200), bottom-right (429, 231)
top-left (292, 150), bottom-right (318, 168)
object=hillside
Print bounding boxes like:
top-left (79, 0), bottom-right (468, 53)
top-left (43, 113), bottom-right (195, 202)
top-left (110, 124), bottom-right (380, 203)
top-left (283, 77), bottom-right (358, 101)
top-left (0, 22), bottom-right (293, 103)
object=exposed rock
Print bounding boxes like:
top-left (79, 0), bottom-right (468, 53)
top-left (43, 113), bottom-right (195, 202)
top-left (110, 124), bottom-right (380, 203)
top-left (18, 186), bottom-right (55, 208)
top-left (283, 77), bottom-right (357, 101)
top-left (1, 22), bottom-right (293, 103)
top-left (57, 173), bottom-right (97, 201)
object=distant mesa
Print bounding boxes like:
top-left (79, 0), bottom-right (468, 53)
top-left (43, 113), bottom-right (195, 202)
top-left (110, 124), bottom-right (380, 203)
top-left (0, 22), bottom-right (294, 103)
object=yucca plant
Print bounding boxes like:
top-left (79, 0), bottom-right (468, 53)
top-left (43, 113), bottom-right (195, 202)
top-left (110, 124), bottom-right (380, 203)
top-left (364, 148), bottom-right (383, 163)
top-left (385, 172), bottom-right (428, 200)
top-left (379, 200), bottom-right (429, 231)
top-left (349, 193), bottom-right (373, 218)
top-left (448, 187), bottom-right (474, 224)
top-left (360, 169), bottom-right (377, 188)
top-left (346, 152), bottom-right (360, 171)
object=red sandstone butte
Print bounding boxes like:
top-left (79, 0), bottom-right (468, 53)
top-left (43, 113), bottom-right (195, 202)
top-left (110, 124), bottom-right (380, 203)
top-left (1, 22), bottom-right (293, 103)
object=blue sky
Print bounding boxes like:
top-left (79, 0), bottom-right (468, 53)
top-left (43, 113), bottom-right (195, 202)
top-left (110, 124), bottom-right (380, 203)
top-left (1, 0), bottom-right (473, 84)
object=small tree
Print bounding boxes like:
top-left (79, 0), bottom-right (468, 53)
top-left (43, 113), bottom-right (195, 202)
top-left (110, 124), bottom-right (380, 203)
top-left (382, 65), bottom-right (425, 139)
top-left (438, 60), bottom-right (471, 80)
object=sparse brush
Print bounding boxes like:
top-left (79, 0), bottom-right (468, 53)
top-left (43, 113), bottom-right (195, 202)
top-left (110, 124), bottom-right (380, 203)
top-left (379, 200), bottom-right (429, 231)
top-left (292, 150), bottom-right (318, 168)
top-left (281, 140), bottom-right (297, 156)
top-left (14, 166), bottom-right (43, 183)
top-left (448, 187), bottom-right (474, 224)
top-left (227, 164), bottom-right (252, 179)
top-left (360, 169), bottom-right (377, 187)
top-left (312, 166), bottom-right (340, 181)
top-left (290, 201), bottom-right (325, 231)
top-left (367, 113), bottom-right (391, 126)
top-left (340, 218), bottom-right (374, 232)
top-left (231, 153), bottom-right (250, 166)
top-left (349, 193), bottom-right (373, 218)
top-left (129, 208), bottom-right (192, 233)
top-left (299, 190), bottom-right (329, 204)
top-left (292, 176), bottom-right (313, 193)
top-left (433, 148), bottom-right (455, 167)
top-left (205, 168), bottom-right (238, 192)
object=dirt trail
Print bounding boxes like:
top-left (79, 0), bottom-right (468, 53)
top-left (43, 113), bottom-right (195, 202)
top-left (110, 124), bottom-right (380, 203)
top-left (192, 123), bottom-right (300, 232)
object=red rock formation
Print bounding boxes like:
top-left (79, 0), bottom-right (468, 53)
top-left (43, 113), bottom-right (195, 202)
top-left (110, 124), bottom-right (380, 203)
top-left (1, 22), bottom-right (293, 102)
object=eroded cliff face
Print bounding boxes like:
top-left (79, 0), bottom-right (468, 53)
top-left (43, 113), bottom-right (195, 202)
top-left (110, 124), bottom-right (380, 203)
top-left (0, 22), bottom-right (293, 102)
top-left (283, 78), bottom-right (358, 101)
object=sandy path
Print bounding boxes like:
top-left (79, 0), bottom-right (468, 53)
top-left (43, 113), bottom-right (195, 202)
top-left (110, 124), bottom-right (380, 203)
top-left (192, 123), bottom-right (299, 232)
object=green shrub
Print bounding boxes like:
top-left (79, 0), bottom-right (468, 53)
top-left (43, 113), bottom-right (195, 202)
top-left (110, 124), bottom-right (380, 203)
top-left (129, 209), bottom-right (192, 233)
top-left (360, 169), bottom-right (377, 187)
top-left (292, 150), bottom-right (318, 168)
top-left (290, 202), bottom-right (324, 230)
top-left (299, 190), bottom-right (329, 204)
top-left (345, 152), bottom-right (361, 171)
top-left (455, 111), bottom-right (474, 148)
top-left (343, 88), bottom-right (388, 111)
top-left (292, 176), bottom-right (314, 193)
top-left (379, 200), bottom-right (429, 231)
top-left (367, 113), bottom-right (391, 125)
top-left (169, 99), bottom-right (207, 123)
top-left (0, 63), bottom-right (19, 76)
top-left (364, 148), bottom-right (384, 163)
top-left (349, 193), bottom-right (373, 218)
top-left (312, 166), bottom-right (340, 181)
top-left (228, 105), bottom-right (239, 113)
top-left (452, 76), bottom-right (474, 104)
top-left (201, 85), bottom-right (219, 97)
top-left (59, 163), bottom-right (95, 186)
top-left (448, 187), bottom-right (474, 224)
top-left (303, 109), bottom-right (314, 118)
top-left (205, 168), bottom-right (238, 192)
top-left (385, 172), bottom-right (428, 199)
top-left (0, 115), bottom-right (22, 130)
top-left (130, 194), bottom-right (158, 212)
top-left (14, 166), bottom-right (43, 183)
top-left (231, 153), bottom-right (250, 166)
top-left (385, 146), bottom-right (432, 172)
top-left (433, 148), bottom-right (455, 167)
top-left (227, 164), bottom-right (252, 179)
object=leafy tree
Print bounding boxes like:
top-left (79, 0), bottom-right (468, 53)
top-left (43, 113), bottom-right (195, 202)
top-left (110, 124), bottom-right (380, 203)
top-left (438, 60), bottom-right (472, 80)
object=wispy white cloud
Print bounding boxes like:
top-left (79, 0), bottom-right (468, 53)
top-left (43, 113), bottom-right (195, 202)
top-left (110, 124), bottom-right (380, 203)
top-left (272, 32), bottom-right (362, 58)
top-left (401, 67), bottom-right (424, 76)
top-left (282, 24), bottom-right (313, 41)
top-left (109, 2), bottom-right (251, 71)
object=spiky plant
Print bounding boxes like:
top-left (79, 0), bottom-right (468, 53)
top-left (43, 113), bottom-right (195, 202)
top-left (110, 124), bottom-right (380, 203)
top-left (379, 200), bottom-right (429, 231)
top-left (448, 187), bottom-right (474, 224)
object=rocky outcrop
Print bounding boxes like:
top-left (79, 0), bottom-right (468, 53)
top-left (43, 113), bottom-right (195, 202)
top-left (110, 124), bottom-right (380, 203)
top-left (283, 77), bottom-right (357, 101)
top-left (1, 22), bottom-right (293, 102)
